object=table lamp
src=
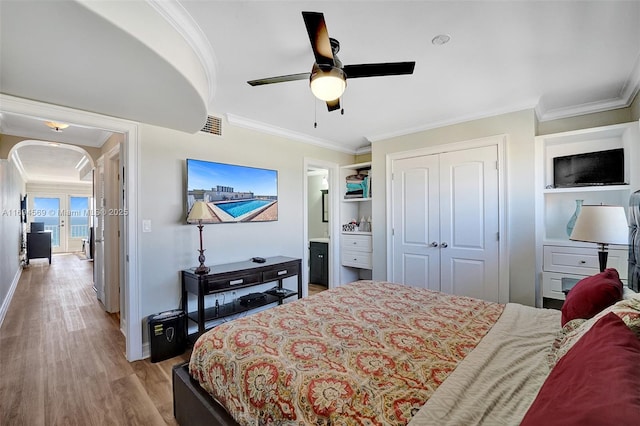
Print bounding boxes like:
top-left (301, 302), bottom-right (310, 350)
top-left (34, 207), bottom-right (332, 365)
top-left (569, 205), bottom-right (628, 272)
top-left (187, 201), bottom-right (214, 274)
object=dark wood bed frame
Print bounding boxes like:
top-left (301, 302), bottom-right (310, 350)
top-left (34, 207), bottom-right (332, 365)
top-left (172, 362), bottom-right (239, 426)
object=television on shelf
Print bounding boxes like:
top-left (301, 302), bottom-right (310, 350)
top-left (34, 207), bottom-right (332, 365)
top-left (553, 148), bottom-right (625, 188)
top-left (186, 158), bottom-right (278, 224)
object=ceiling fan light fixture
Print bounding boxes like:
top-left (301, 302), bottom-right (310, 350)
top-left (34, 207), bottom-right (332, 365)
top-left (45, 121), bottom-right (70, 132)
top-left (310, 66), bottom-right (346, 101)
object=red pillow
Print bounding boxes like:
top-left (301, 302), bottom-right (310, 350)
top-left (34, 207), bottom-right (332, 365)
top-left (561, 268), bottom-right (623, 326)
top-left (520, 312), bottom-right (640, 425)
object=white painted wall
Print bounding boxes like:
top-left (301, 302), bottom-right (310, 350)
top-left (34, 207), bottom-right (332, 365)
top-left (136, 118), bottom-right (353, 342)
top-left (307, 174), bottom-right (328, 239)
top-left (372, 109), bottom-right (537, 306)
top-left (0, 159), bottom-right (25, 326)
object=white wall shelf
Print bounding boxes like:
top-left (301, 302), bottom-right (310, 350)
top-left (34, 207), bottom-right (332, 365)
top-left (534, 121), bottom-right (640, 305)
top-left (339, 161), bottom-right (373, 284)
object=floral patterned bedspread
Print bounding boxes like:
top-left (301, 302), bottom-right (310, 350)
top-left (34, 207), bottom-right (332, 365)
top-left (189, 280), bottom-right (504, 425)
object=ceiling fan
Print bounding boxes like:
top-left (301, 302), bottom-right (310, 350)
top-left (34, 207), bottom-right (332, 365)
top-left (247, 11), bottom-right (416, 112)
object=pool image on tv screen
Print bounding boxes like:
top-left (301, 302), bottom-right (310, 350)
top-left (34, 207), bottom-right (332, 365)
top-left (186, 158), bottom-right (278, 223)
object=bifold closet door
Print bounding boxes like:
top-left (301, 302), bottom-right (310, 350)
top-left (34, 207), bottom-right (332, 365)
top-left (438, 146), bottom-right (500, 301)
top-left (392, 154), bottom-right (441, 290)
top-left (391, 145), bottom-right (500, 301)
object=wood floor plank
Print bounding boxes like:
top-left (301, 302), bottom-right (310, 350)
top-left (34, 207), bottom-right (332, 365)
top-left (0, 253), bottom-right (189, 426)
top-left (110, 374), bottom-right (168, 426)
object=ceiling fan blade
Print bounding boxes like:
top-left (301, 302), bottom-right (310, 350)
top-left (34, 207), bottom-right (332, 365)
top-left (302, 11), bottom-right (334, 67)
top-left (247, 72), bottom-right (310, 86)
top-left (343, 62), bottom-right (415, 78)
top-left (326, 98), bottom-right (340, 112)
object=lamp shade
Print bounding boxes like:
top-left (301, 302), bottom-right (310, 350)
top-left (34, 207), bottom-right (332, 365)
top-left (187, 201), bottom-right (214, 222)
top-left (310, 66), bottom-right (346, 101)
top-left (569, 205), bottom-right (628, 245)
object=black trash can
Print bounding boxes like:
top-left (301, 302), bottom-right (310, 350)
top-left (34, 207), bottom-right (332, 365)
top-left (147, 309), bottom-right (186, 363)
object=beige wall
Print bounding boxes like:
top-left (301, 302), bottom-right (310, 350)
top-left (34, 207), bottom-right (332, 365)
top-left (537, 107), bottom-right (633, 136)
top-left (137, 118), bottom-right (354, 325)
top-left (631, 92), bottom-right (640, 121)
top-left (355, 153), bottom-right (372, 163)
top-left (0, 134), bottom-right (24, 159)
top-left (372, 109), bottom-right (537, 305)
top-left (100, 132), bottom-right (124, 155)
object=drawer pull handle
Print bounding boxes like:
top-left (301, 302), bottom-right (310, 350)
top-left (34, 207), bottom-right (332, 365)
top-left (277, 270), bottom-right (287, 276)
top-left (230, 279), bottom-right (243, 285)
top-left (579, 260), bottom-right (586, 264)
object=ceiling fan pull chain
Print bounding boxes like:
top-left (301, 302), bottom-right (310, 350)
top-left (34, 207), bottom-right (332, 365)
top-left (314, 97), bottom-right (318, 128)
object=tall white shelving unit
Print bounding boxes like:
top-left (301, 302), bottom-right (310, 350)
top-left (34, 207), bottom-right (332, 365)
top-left (339, 162), bottom-right (373, 285)
top-left (534, 121), bottom-right (640, 305)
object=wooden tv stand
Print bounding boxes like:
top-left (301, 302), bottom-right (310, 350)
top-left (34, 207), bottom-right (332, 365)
top-left (181, 256), bottom-right (302, 342)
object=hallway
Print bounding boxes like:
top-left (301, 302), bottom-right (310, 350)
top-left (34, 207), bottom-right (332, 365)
top-left (0, 254), bottom-right (189, 425)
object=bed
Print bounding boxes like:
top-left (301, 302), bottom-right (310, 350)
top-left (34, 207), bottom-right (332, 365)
top-left (173, 279), bottom-right (640, 426)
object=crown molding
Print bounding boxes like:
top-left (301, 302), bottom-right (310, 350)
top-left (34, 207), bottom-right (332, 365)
top-left (225, 114), bottom-right (356, 154)
top-left (355, 145), bottom-right (372, 155)
top-left (537, 54), bottom-right (640, 122)
top-left (147, 0), bottom-right (218, 106)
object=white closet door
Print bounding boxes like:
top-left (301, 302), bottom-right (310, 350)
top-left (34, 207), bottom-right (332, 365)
top-left (439, 145), bottom-right (500, 301)
top-left (391, 144), bottom-right (500, 302)
top-left (392, 155), bottom-right (440, 290)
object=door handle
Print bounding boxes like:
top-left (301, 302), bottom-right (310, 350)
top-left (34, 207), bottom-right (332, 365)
top-left (430, 241), bottom-right (438, 247)
top-left (440, 242), bottom-right (448, 248)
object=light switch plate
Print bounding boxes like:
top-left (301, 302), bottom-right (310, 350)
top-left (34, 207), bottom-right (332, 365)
top-left (142, 219), bottom-right (151, 233)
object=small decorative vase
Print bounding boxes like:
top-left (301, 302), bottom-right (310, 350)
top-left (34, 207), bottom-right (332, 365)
top-left (566, 199), bottom-right (583, 237)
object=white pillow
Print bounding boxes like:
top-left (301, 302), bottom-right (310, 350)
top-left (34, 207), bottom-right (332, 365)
top-left (623, 286), bottom-right (640, 300)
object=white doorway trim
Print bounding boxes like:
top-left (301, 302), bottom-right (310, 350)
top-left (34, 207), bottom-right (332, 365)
top-left (303, 158), bottom-right (340, 293)
top-left (385, 134), bottom-right (510, 303)
top-left (1, 94), bottom-right (142, 361)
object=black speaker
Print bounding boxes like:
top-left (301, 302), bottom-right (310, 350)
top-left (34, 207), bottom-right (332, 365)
top-left (147, 309), bottom-right (186, 363)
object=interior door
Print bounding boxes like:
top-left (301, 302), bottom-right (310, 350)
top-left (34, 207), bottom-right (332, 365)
top-left (439, 146), bottom-right (500, 301)
top-left (94, 157), bottom-right (106, 305)
top-left (391, 145), bottom-right (500, 302)
top-left (392, 155), bottom-right (440, 290)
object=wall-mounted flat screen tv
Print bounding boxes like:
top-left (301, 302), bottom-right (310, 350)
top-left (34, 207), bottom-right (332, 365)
top-left (553, 148), bottom-right (625, 188)
top-left (186, 158), bottom-right (278, 223)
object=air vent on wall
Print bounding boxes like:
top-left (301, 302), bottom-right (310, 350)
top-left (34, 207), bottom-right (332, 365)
top-left (200, 115), bottom-right (222, 136)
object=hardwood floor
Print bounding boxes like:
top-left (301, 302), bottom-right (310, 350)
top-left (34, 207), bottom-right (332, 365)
top-left (308, 283), bottom-right (327, 296)
top-left (0, 254), bottom-right (190, 426)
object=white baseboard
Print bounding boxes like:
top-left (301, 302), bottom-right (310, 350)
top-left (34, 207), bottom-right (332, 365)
top-left (142, 341), bottom-right (150, 359)
top-left (0, 267), bottom-right (22, 329)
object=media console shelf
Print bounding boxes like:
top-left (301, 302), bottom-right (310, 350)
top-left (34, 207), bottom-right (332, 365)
top-left (181, 256), bottom-right (302, 342)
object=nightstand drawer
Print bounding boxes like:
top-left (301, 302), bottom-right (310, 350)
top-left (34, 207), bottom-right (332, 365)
top-left (542, 272), bottom-right (586, 300)
top-left (341, 234), bottom-right (372, 252)
top-left (543, 245), bottom-right (628, 276)
top-left (341, 250), bottom-right (372, 269)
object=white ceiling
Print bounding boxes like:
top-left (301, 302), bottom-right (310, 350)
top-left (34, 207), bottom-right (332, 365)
top-left (1, 0), bottom-right (639, 182)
